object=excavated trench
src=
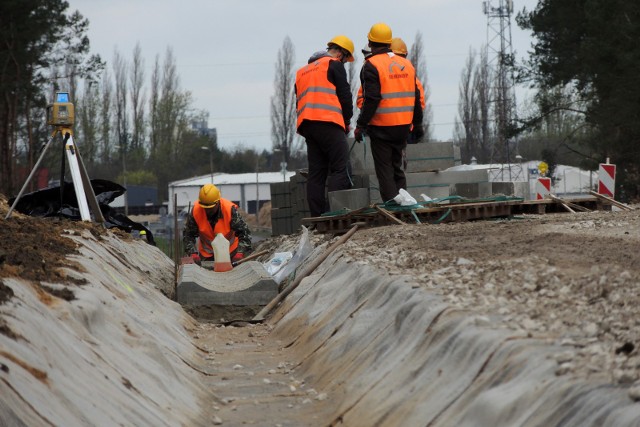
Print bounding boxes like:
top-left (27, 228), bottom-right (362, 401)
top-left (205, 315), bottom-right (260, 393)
top-left (1, 217), bottom-right (640, 426)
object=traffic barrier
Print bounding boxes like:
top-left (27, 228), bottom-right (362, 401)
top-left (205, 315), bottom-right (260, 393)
top-left (598, 163), bottom-right (616, 198)
top-left (536, 177), bottom-right (551, 200)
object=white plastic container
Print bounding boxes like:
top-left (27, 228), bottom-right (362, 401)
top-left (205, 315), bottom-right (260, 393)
top-left (212, 233), bottom-right (232, 272)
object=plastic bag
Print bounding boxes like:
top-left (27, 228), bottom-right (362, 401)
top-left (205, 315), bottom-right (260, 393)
top-left (267, 226), bottom-right (313, 284)
top-left (264, 252), bottom-right (293, 276)
top-left (393, 188), bottom-right (418, 206)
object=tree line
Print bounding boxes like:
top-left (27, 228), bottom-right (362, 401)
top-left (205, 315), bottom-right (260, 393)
top-left (0, 1), bottom-right (289, 202)
top-left (455, 1), bottom-right (640, 198)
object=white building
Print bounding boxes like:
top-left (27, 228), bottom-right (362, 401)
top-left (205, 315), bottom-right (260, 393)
top-left (167, 171), bottom-right (295, 215)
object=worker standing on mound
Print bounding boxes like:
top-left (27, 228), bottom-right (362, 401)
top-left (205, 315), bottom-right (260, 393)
top-left (183, 183), bottom-right (252, 264)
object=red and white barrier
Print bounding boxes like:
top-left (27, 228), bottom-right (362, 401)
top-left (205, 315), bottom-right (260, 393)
top-left (598, 163), bottom-right (616, 198)
top-left (536, 177), bottom-right (552, 200)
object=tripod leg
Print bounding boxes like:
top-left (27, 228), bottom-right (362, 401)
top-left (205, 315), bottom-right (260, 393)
top-left (75, 141), bottom-right (106, 224)
top-left (60, 132), bottom-right (69, 209)
top-left (65, 135), bottom-right (91, 221)
top-left (5, 133), bottom-right (56, 220)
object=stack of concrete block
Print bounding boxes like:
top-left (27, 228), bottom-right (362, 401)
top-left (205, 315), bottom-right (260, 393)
top-left (349, 140), bottom-right (486, 203)
top-left (270, 171), bottom-right (310, 236)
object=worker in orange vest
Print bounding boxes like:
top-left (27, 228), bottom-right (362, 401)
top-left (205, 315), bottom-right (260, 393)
top-left (391, 37), bottom-right (426, 144)
top-left (356, 44), bottom-right (373, 109)
top-left (295, 35), bottom-right (354, 217)
top-left (354, 23), bottom-right (424, 203)
top-left (183, 183), bottom-right (252, 264)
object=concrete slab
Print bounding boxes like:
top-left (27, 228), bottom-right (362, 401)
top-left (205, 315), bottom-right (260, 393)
top-left (350, 141), bottom-right (458, 175)
top-left (328, 188), bottom-right (370, 212)
top-left (368, 169), bottom-right (491, 203)
top-left (177, 261), bottom-right (277, 306)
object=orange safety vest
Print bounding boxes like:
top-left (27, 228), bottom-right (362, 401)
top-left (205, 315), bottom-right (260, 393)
top-left (296, 56), bottom-right (346, 131)
top-left (359, 77), bottom-right (423, 110)
top-left (192, 198), bottom-right (239, 258)
top-left (367, 53), bottom-right (416, 127)
top-left (417, 78), bottom-right (426, 111)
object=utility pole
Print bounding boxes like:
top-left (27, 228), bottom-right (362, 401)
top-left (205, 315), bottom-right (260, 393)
top-left (483, 0), bottom-right (518, 174)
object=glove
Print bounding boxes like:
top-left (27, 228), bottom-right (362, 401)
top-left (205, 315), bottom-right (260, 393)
top-left (190, 253), bottom-right (201, 263)
top-left (232, 253), bottom-right (244, 262)
top-left (354, 126), bottom-right (365, 143)
top-left (411, 124), bottom-right (425, 142)
top-left (345, 125), bottom-right (351, 135)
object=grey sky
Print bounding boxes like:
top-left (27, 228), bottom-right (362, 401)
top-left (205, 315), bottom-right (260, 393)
top-left (70, 0), bottom-right (539, 152)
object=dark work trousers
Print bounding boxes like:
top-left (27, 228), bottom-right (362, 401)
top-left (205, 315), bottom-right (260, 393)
top-left (370, 136), bottom-right (407, 203)
top-left (303, 121), bottom-right (351, 217)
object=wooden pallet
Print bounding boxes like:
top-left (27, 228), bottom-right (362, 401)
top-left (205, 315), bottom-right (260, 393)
top-left (300, 196), bottom-right (612, 234)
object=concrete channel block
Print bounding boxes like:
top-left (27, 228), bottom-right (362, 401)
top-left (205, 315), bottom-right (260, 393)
top-left (177, 261), bottom-right (277, 306)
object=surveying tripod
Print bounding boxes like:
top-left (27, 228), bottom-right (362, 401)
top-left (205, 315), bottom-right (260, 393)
top-left (5, 125), bottom-right (105, 223)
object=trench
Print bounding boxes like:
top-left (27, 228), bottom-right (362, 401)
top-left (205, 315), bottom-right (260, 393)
top-left (1, 230), bottom-right (639, 426)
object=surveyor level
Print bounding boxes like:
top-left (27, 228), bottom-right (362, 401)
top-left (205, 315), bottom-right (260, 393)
top-left (5, 92), bottom-right (104, 223)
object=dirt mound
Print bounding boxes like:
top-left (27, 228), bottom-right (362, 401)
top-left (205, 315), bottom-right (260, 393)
top-left (0, 195), bottom-right (106, 285)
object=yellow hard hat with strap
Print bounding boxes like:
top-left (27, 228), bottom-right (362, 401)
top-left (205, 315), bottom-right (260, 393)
top-left (199, 183), bottom-right (220, 208)
top-left (328, 35), bottom-right (355, 62)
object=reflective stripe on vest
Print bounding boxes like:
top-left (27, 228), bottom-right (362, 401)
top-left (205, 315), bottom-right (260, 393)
top-left (368, 53), bottom-right (416, 126)
top-left (193, 198), bottom-right (239, 258)
top-left (296, 56), bottom-right (346, 130)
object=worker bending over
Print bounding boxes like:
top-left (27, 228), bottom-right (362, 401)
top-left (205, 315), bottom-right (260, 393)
top-left (183, 184), bottom-right (252, 263)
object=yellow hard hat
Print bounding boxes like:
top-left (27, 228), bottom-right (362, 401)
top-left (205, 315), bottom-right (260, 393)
top-left (139, 230), bottom-right (146, 235)
top-left (328, 35), bottom-right (355, 62)
top-left (390, 38), bottom-right (408, 56)
top-left (368, 22), bottom-right (393, 44)
top-left (199, 183), bottom-right (220, 208)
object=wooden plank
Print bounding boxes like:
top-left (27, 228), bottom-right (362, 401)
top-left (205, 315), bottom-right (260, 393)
top-left (549, 194), bottom-right (591, 212)
top-left (589, 191), bottom-right (633, 211)
top-left (549, 195), bottom-right (575, 213)
top-left (374, 205), bottom-right (405, 225)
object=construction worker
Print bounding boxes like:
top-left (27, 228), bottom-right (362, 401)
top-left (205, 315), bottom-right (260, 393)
top-left (354, 23), bottom-right (424, 203)
top-left (356, 44), bottom-right (373, 109)
top-left (390, 37), bottom-right (426, 143)
top-left (183, 183), bottom-right (252, 264)
top-left (295, 35), bottom-right (354, 217)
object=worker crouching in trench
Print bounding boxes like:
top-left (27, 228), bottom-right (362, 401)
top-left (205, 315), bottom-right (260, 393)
top-left (183, 183), bottom-right (253, 266)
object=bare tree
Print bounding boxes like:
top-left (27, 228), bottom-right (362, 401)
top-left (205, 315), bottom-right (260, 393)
top-left (409, 31), bottom-right (433, 141)
top-left (100, 68), bottom-right (113, 164)
top-left (457, 48), bottom-right (477, 163)
top-left (149, 54), bottom-right (160, 161)
top-left (270, 36), bottom-right (297, 166)
top-left (129, 43), bottom-right (146, 169)
top-left (78, 80), bottom-right (100, 166)
top-left (113, 48), bottom-right (128, 173)
top-left (474, 48), bottom-right (492, 162)
top-left (456, 47), bottom-right (493, 163)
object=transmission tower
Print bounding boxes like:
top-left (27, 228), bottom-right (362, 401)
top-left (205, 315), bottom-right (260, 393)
top-left (483, 0), bottom-right (518, 173)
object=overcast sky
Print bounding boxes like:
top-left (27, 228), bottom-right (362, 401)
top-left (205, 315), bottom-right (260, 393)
top-left (69, 0), bottom-right (539, 152)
